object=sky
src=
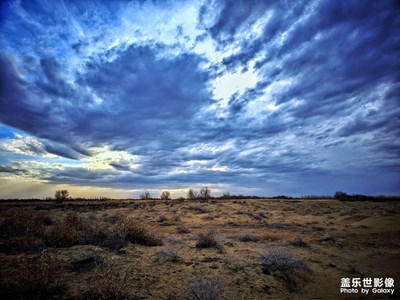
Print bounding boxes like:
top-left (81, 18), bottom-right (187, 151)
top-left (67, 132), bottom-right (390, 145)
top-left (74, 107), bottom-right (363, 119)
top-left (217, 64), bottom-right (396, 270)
top-left (0, 0), bottom-right (399, 199)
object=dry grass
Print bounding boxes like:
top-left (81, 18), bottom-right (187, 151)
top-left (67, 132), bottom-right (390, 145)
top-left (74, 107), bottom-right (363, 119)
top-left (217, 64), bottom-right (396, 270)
top-left (80, 268), bottom-right (131, 300)
top-left (187, 275), bottom-right (224, 300)
top-left (235, 232), bottom-right (259, 242)
top-left (196, 229), bottom-right (224, 252)
top-left (0, 198), bottom-right (398, 299)
top-left (260, 248), bottom-right (311, 292)
top-left (120, 218), bottom-right (163, 246)
top-left (0, 250), bottom-right (63, 299)
top-left (45, 220), bottom-right (79, 247)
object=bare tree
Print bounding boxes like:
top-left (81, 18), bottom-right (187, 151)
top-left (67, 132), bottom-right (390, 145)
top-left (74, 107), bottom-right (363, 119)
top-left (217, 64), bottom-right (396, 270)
top-left (187, 189), bottom-right (198, 200)
top-left (199, 187), bottom-right (211, 200)
top-left (55, 190), bottom-right (69, 203)
top-left (140, 192), bottom-right (151, 200)
top-left (160, 191), bottom-right (171, 200)
top-left (222, 192), bottom-right (230, 199)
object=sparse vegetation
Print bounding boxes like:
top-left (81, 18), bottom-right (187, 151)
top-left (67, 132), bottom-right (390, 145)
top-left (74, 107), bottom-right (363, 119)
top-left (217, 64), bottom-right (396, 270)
top-left (187, 275), bottom-right (224, 300)
top-left (319, 232), bottom-right (342, 246)
top-left (156, 215), bottom-right (168, 222)
top-left (176, 225), bottom-right (191, 234)
top-left (235, 232), bottom-right (259, 242)
top-left (81, 268), bottom-right (131, 300)
top-left (187, 204), bottom-right (210, 213)
top-left (196, 229), bottom-right (223, 252)
top-left (290, 236), bottom-right (309, 248)
top-left (152, 248), bottom-right (181, 264)
top-left (120, 218), bottom-right (163, 246)
top-left (45, 220), bottom-right (79, 247)
top-left (260, 248), bottom-right (311, 292)
top-left (0, 250), bottom-right (63, 299)
top-left (0, 196), bottom-right (398, 299)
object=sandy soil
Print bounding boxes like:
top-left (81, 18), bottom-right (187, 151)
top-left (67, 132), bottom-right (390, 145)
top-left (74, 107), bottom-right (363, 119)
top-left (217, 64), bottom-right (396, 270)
top-left (0, 198), bottom-right (399, 299)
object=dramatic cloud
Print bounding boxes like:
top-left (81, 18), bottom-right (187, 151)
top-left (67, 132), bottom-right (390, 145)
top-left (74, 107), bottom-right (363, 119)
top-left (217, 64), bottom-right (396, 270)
top-left (0, 0), bottom-right (399, 198)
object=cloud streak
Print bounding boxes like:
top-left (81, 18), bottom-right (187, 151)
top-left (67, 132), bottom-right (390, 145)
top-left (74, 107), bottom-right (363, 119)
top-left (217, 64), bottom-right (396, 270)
top-left (0, 0), bottom-right (399, 197)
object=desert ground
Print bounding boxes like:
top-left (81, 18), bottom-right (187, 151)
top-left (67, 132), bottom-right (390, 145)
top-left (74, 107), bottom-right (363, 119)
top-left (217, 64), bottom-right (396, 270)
top-left (0, 198), bottom-right (399, 299)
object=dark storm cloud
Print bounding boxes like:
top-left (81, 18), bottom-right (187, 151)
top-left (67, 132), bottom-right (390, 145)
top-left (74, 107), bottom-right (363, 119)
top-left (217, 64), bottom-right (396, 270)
top-left (0, 164), bottom-right (27, 175)
top-left (0, 0), bottom-right (399, 195)
top-left (205, 0), bottom-right (400, 149)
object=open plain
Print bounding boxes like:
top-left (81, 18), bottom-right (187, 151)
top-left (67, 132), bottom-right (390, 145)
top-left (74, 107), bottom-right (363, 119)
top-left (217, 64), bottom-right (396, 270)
top-left (0, 198), bottom-right (399, 299)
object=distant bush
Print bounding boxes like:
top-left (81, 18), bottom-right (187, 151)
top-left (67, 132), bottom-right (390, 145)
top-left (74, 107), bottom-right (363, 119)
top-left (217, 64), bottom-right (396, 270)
top-left (236, 232), bottom-right (259, 242)
top-left (199, 187), bottom-right (211, 200)
top-left (176, 225), bottom-right (191, 234)
top-left (289, 236), bottom-right (309, 248)
top-left (221, 192), bottom-right (230, 199)
top-left (187, 189), bottom-right (198, 200)
top-left (187, 204), bottom-right (210, 214)
top-left (160, 191), bottom-right (171, 200)
top-left (334, 191), bottom-right (348, 200)
top-left (140, 192), bottom-right (152, 200)
top-left (260, 248), bottom-right (311, 292)
top-left (187, 275), bottom-right (224, 300)
top-left (54, 190), bottom-right (69, 203)
top-left (156, 215), bottom-right (168, 222)
top-left (152, 249), bottom-right (180, 264)
top-left (319, 232), bottom-right (342, 246)
top-left (187, 187), bottom-right (212, 200)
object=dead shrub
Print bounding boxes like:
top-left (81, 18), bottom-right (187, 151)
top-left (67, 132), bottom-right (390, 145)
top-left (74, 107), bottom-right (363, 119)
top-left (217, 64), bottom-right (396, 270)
top-left (187, 275), bottom-right (224, 300)
top-left (65, 211), bottom-right (84, 230)
top-left (319, 232), bottom-right (343, 246)
top-left (120, 218), bottom-right (163, 246)
top-left (156, 215), bottom-right (168, 222)
top-left (260, 248), bottom-right (311, 293)
top-left (45, 221), bottom-right (78, 247)
top-left (196, 229), bottom-right (224, 252)
top-left (289, 236), bottom-right (309, 248)
top-left (81, 268), bottom-right (131, 300)
top-left (152, 249), bottom-right (181, 264)
top-left (187, 204), bottom-right (210, 214)
top-left (176, 225), bottom-right (191, 234)
top-left (235, 232), bottom-right (259, 242)
top-left (100, 228), bottom-right (128, 251)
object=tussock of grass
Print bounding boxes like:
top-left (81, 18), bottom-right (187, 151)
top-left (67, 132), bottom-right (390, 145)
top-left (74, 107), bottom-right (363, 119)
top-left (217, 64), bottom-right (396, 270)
top-left (319, 232), bottom-right (343, 246)
top-left (187, 275), bottom-right (224, 300)
top-left (45, 220), bottom-right (78, 247)
top-left (176, 225), bottom-right (191, 234)
top-left (120, 218), bottom-right (163, 246)
top-left (80, 268), bottom-right (131, 300)
top-left (235, 232), bottom-right (259, 242)
top-left (289, 236), bottom-right (309, 248)
top-left (187, 204), bottom-right (210, 214)
top-left (152, 249), bottom-right (180, 264)
top-left (196, 229), bottom-right (224, 252)
top-left (260, 248), bottom-right (311, 293)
